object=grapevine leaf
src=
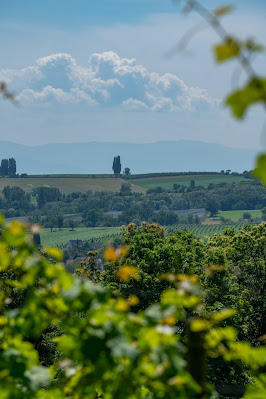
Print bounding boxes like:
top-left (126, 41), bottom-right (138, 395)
top-left (225, 78), bottom-right (266, 119)
top-left (253, 154), bottom-right (266, 185)
top-left (213, 5), bottom-right (234, 18)
top-left (214, 37), bottom-right (241, 62)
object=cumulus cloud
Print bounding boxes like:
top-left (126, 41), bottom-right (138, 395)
top-left (0, 51), bottom-right (218, 112)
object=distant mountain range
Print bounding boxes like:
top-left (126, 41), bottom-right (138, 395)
top-left (0, 141), bottom-right (258, 174)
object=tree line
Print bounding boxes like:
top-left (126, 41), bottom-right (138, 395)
top-left (2, 180), bottom-right (266, 225)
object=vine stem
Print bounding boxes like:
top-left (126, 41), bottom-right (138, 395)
top-left (179, 0), bottom-right (266, 110)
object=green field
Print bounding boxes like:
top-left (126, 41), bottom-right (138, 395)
top-left (40, 227), bottom-right (120, 247)
top-left (213, 209), bottom-right (262, 220)
top-left (131, 174), bottom-right (247, 190)
top-left (0, 177), bottom-right (145, 194)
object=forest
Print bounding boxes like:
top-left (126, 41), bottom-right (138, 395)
top-left (1, 178), bottom-right (265, 226)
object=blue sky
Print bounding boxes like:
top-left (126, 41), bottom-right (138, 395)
top-left (0, 0), bottom-right (265, 150)
top-left (1, 0), bottom-right (265, 27)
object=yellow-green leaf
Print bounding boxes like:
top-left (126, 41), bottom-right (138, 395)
top-left (190, 319), bottom-right (212, 332)
top-left (226, 77), bottom-right (266, 119)
top-left (245, 39), bottom-right (264, 53)
top-left (44, 247), bottom-right (63, 261)
top-left (253, 154), bottom-right (266, 185)
top-left (214, 37), bottom-right (240, 62)
top-left (213, 5), bottom-right (233, 18)
top-left (212, 309), bottom-right (236, 323)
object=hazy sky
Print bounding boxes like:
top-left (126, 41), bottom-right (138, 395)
top-left (0, 0), bottom-right (265, 148)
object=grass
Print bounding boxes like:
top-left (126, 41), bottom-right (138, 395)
top-left (0, 177), bottom-right (145, 194)
top-left (212, 209), bottom-right (262, 221)
top-left (131, 175), bottom-right (247, 190)
top-left (40, 227), bottom-right (120, 247)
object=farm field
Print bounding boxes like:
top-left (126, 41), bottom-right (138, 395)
top-left (213, 209), bottom-right (262, 220)
top-left (0, 174), bottom-right (249, 194)
top-left (40, 227), bottom-right (120, 247)
top-left (0, 177), bottom-right (145, 194)
top-left (41, 222), bottom-right (260, 247)
top-left (130, 174), bottom-right (247, 190)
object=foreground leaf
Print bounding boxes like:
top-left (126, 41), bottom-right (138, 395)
top-left (254, 154), bottom-right (266, 185)
top-left (226, 77), bottom-right (266, 118)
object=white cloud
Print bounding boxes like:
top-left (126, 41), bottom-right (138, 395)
top-left (122, 98), bottom-right (148, 111)
top-left (0, 51), bottom-right (217, 112)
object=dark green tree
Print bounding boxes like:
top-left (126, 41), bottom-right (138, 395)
top-left (123, 167), bottom-right (131, 176)
top-left (190, 179), bottom-right (196, 190)
top-left (242, 212), bottom-right (251, 219)
top-left (56, 213), bottom-right (64, 230)
top-left (43, 214), bottom-right (57, 232)
top-left (206, 197), bottom-right (220, 217)
top-left (2, 185), bottom-right (31, 211)
top-left (8, 158), bottom-right (16, 176)
top-left (120, 182), bottom-right (131, 196)
top-left (35, 187), bottom-right (61, 209)
top-left (68, 219), bottom-right (77, 231)
top-left (1, 158), bottom-right (9, 176)
top-left (112, 155), bottom-right (121, 176)
top-left (83, 209), bottom-right (103, 227)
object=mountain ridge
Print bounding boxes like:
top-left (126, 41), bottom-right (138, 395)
top-left (0, 140), bottom-right (257, 174)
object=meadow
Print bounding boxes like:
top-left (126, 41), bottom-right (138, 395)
top-left (130, 174), bottom-right (247, 190)
top-left (213, 209), bottom-right (262, 220)
top-left (40, 227), bottom-right (120, 247)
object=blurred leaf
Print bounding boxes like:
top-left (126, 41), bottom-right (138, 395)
top-left (213, 5), bottom-right (234, 18)
top-left (244, 374), bottom-right (266, 398)
top-left (214, 37), bottom-right (240, 62)
top-left (3, 220), bottom-right (25, 247)
top-left (128, 295), bottom-right (139, 306)
top-left (253, 154), bottom-right (266, 185)
top-left (104, 246), bottom-right (118, 261)
top-left (212, 308), bottom-right (236, 322)
top-left (115, 299), bottom-right (130, 312)
top-left (107, 337), bottom-right (139, 360)
top-left (44, 247), bottom-right (63, 262)
top-left (245, 39), bottom-right (265, 53)
top-left (162, 315), bottom-right (176, 325)
top-left (226, 77), bottom-right (266, 118)
top-left (25, 366), bottom-right (51, 390)
top-left (190, 318), bottom-right (211, 332)
top-left (117, 265), bottom-right (139, 282)
top-left (0, 242), bottom-right (10, 271)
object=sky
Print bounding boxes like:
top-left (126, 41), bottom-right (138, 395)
top-left (0, 0), bottom-right (265, 149)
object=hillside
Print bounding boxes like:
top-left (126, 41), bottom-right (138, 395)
top-left (0, 173), bottom-right (249, 194)
top-left (40, 227), bottom-right (120, 247)
top-left (0, 176), bottom-right (145, 194)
